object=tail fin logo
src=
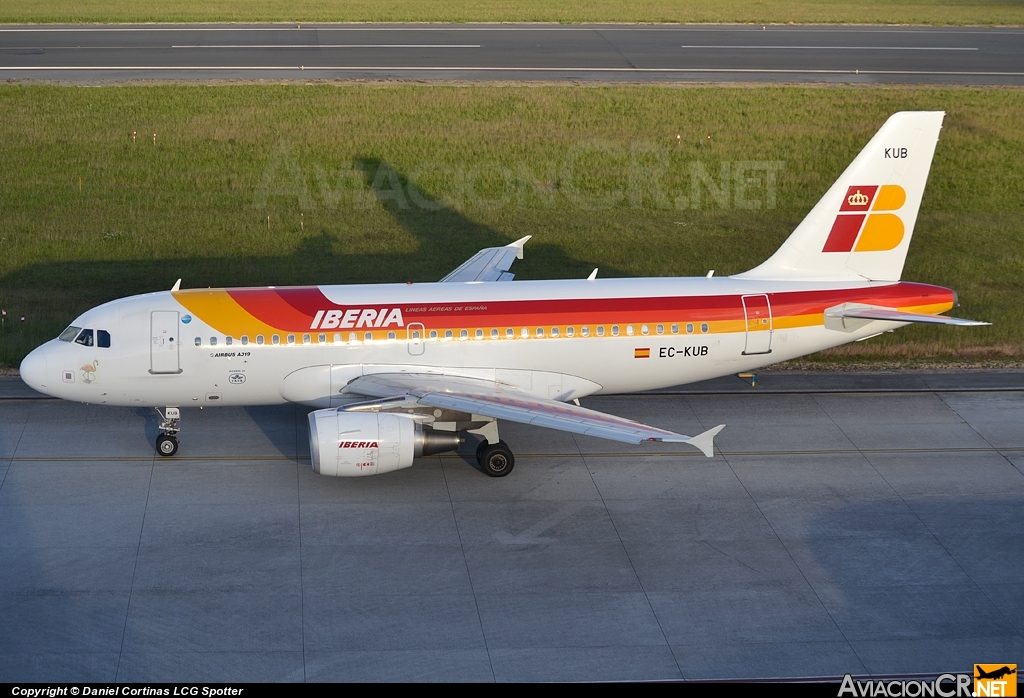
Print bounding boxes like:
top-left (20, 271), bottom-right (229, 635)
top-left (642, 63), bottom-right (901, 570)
top-left (847, 190), bottom-right (870, 207)
top-left (823, 184), bottom-right (907, 253)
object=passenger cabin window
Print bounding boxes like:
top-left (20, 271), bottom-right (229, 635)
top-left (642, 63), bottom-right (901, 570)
top-left (701, 323), bottom-right (709, 333)
top-left (210, 337), bottom-right (217, 346)
top-left (626, 325), bottom-right (634, 336)
top-left (460, 329), bottom-right (469, 339)
top-left (59, 326), bottom-right (82, 342)
top-left (596, 326), bottom-right (605, 337)
top-left (491, 329), bottom-right (499, 338)
top-left (75, 329), bottom-right (94, 347)
top-left (611, 326), bottom-right (620, 336)
top-left (445, 330), bottom-right (453, 339)
top-left (272, 335), bottom-right (280, 345)
top-left (387, 331), bottom-right (396, 340)
top-left (566, 327), bottom-right (575, 337)
top-left (686, 323), bottom-right (694, 334)
top-left (303, 334), bottom-right (311, 344)
top-left (506, 328), bottom-right (514, 338)
top-left (364, 332), bottom-right (372, 341)
top-left (287, 334), bottom-right (295, 344)
top-left (194, 337), bottom-right (201, 346)
top-left (551, 327), bottom-right (559, 337)
top-left (429, 330), bottom-right (438, 339)
top-left (536, 328), bottom-right (544, 337)
top-left (475, 329), bottom-right (483, 339)
top-left (656, 324), bottom-right (664, 335)
top-left (241, 335), bottom-right (249, 345)
top-left (582, 327), bottom-right (590, 337)
top-left (225, 336), bottom-right (233, 346)
top-left (97, 330), bottom-right (111, 348)
top-left (256, 335), bottom-right (265, 345)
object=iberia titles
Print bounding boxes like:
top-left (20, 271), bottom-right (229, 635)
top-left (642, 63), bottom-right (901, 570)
top-left (310, 308), bottom-right (405, 330)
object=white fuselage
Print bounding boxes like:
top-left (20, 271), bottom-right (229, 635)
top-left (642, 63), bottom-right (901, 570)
top-left (21, 275), bottom-right (947, 409)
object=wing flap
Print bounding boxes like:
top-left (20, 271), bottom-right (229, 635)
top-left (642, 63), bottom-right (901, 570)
top-left (345, 373), bottom-right (723, 455)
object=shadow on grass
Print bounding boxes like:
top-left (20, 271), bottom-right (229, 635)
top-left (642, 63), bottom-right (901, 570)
top-left (0, 158), bottom-right (627, 366)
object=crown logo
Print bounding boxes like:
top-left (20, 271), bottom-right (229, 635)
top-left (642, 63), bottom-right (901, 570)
top-left (847, 190), bottom-right (870, 207)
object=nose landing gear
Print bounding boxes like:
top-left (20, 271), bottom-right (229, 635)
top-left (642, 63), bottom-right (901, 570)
top-left (154, 407), bottom-right (180, 457)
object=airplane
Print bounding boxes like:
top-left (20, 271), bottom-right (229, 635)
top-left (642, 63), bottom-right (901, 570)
top-left (18, 111), bottom-right (989, 478)
top-left (975, 666), bottom-right (1016, 681)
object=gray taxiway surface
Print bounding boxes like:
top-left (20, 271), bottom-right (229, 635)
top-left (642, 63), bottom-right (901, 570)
top-left (1, 372), bottom-right (1022, 682)
top-left (1, 24), bottom-right (1023, 84)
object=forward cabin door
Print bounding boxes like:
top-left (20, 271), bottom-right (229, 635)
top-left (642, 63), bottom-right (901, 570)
top-left (150, 311), bottom-right (182, 374)
top-left (741, 294), bottom-right (773, 355)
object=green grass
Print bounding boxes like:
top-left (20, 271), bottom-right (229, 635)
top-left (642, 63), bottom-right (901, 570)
top-left (1, 0), bottom-right (1023, 25)
top-left (1, 84), bottom-right (1022, 367)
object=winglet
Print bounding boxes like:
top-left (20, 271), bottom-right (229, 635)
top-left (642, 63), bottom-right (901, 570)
top-left (171, 278), bottom-right (181, 293)
top-left (587, 268), bottom-right (599, 281)
top-left (685, 424), bottom-right (725, 458)
top-left (507, 235), bottom-right (531, 260)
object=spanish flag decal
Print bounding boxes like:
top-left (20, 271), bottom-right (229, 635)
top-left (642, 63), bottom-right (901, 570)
top-left (634, 348), bottom-right (651, 359)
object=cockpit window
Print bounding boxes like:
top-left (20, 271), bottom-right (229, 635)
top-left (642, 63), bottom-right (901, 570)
top-left (97, 330), bottom-right (111, 348)
top-left (74, 329), bottom-right (94, 347)
top-left (59, 326), bottom-right (81, 342)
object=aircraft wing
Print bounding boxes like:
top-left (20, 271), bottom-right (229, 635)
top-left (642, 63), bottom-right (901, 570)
top-left (440, 235), bottom-right (531, 283)
top-left (342, 372), bottom-right (724, 457)
top-left (825, 303), bottom-right (989, 326)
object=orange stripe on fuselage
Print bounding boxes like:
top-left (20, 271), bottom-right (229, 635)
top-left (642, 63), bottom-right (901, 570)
top-left (171, 282), bottom-right (956, 340)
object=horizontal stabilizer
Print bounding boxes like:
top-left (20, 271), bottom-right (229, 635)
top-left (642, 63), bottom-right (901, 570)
top-left (825, 304), bottom-right (989, 327)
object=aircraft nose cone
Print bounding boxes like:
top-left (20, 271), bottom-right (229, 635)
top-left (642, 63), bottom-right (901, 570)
top-left (19, 347), bottom-right (48, 393)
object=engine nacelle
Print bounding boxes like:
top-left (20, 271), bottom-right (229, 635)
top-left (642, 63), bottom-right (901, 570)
top-left (307, 410), bottom-right (462, 477)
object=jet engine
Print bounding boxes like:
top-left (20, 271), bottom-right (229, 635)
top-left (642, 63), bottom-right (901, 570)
top-left (307, 410), bottom-right (462, 477)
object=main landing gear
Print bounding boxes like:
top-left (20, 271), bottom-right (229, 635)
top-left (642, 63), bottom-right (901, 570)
top-left (155, 407), bottom-right (181, 457)
top-left (476, 439), bottom-right (515, 477)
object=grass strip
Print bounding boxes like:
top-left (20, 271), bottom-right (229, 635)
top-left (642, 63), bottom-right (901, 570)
top-left (0, 83), bottom-right (1021, 367)
top-left (1, 0), bottom-right (1024, 26)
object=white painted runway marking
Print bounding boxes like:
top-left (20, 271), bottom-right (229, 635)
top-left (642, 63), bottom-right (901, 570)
top-left (170, 44), bottom-right (481, 48)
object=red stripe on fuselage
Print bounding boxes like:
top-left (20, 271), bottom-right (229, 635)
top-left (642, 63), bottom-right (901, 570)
top-left (218, 281), bottom-right (952, 332)
top-left (226, 287), bottom-right (330, 329)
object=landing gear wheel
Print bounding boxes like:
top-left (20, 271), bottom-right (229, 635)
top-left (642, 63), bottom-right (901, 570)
top-left (156, 433), bottom-right (178, 457)
top-left (476, 439), bottom-right (489, 462)
top-left (478, 440), bottom-right (514, 477)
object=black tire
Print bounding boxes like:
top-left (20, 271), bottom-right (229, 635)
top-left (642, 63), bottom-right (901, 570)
top-left (479, 441), bottom-right (515, 477)
top-left (476, 438), bottom-right (489, 462)
top-left (156, 433), bottom-right (178, 457)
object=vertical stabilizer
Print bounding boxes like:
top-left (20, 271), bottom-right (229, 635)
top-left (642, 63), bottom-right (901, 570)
top-left (736, 111), bottom-right (944, 282)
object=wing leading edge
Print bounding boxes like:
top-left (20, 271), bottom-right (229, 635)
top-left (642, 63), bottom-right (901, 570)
top-left (343, 373), bottom-right (725, 457)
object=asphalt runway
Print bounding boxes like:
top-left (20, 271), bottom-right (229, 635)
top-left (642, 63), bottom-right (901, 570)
top-left (1, 24), bottom-right (1023, 84)
top-left (1, 372), bottom-right (1022, 681)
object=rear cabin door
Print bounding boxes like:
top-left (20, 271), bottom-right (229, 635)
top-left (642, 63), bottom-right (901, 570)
top-left (741, 294), bottom-right (773, 355)
top-left (150, 311), bottom-right (182, 374)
